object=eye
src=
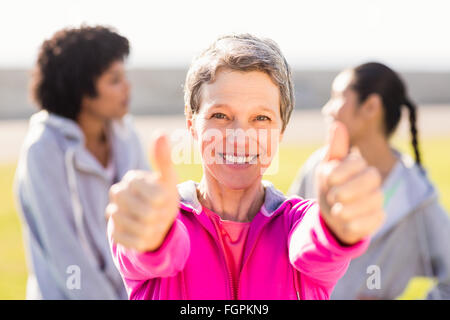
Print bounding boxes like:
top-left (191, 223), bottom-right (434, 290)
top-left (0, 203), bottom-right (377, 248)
top-left (255, 115), bottom-right (271, 121)
top-left (211, 112), bottom-right (228, 120)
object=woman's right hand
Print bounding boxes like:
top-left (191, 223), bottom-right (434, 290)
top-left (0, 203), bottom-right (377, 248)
top-left (106, 134), bottom-right (179, 252)
top-left (316, 122), bottom-right (385, 246)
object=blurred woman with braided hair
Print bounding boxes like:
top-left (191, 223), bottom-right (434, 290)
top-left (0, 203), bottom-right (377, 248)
top-left (289, 62), bottom-right (450, 299)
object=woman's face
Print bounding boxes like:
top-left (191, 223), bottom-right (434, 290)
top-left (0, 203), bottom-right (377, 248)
top-left (321, 70), bottom-right (365, 144)
top-left (188, 69), bottom-right (283, 190)
top-left (81, 60), bottom-right (130, 120)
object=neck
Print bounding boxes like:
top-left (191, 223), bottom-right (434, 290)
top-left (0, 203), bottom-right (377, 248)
top-left (354, 133), bottom-right (397, 181)
top-left (197, 174), bottom-right (265, 222)
top-left (77, 111), bottom-right (110, 167)
top-left (77, 111), bottom-right (108, 145)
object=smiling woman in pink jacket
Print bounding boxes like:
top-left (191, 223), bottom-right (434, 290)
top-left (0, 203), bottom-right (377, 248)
top-left (106, 34), bottom-right (385, 300)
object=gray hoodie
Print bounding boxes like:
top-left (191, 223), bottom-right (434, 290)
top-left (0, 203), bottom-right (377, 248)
top-left (14, 110), bottom-right (150, 299)
top-left (288, 147), bottom-right (450, 299)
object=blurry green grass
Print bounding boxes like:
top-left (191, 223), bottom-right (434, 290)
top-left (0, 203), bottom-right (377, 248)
top-left (1, 137), bottom-right (449, 299)
top-left (0, 164), bottom-right (27, 299)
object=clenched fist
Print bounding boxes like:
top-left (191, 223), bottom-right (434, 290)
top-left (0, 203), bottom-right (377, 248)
top-left (107, 134), bottom-right (179, 252)
top-left (317, 122), bottom-right (385, 246)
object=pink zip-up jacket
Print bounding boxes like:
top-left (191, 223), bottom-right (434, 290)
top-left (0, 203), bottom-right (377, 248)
top-left (108, 180), bottom-right (370, 300)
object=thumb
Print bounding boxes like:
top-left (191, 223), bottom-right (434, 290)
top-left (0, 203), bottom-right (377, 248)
top-left (324, 121), bottom-right (350, 161)
top-left (150, 133), bottom-right (177, 185)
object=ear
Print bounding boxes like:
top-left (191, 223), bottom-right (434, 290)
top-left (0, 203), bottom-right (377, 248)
top-left (360, 93), bottom-right (383, 120)
top-left (185, 106), bottom-right (197, 140)
top-left (80, 95), bottom-right (90, 110)
top-left (279, 130), bottom-right (284, 143)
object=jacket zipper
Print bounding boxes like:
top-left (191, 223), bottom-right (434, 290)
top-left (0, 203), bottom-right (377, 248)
top-left (194, 211), bottom-right (235, 299)
top-left (237, 207), bottom-right (289, 299)
top-left (227, 260), bottom-right (236, 300)
top-left (236, 202), bottom-right (298, 300)
top-left (217, 231), bottom-right (236, 299)
top-left (190, 201), bottom-right (294, 300)
top-left (176, 222), bottom-right (234, 299)
top-left (236, 227), bottom-right (266, 300)
top-left (236, 274), bottom-right (240, 300)
top-left (293, 268), bottom-right (301, 300)
top-left (181, 270), bottom-right (188, 300)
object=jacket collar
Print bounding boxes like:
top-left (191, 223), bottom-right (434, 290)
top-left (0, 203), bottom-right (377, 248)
top-left (177, 179), bottom-right (288, 217)
top-left (177, 179), bottom-right (289, 238)
top-left (177, 179), bottom-right (296, 265)
top-left (30, 110), bottom-right (134, 180)
top-left (30, 110), bottom-right (84, 143)
top-left (372, 150), bottom-right (437, 240)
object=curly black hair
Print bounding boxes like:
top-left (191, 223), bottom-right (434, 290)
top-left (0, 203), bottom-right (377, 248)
top-left (30, 25), bottom-right (130, 120)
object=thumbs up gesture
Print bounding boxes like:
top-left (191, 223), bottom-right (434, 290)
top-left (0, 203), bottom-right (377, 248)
top-left (107, 133), bottom-right (180, 252)
top-left (317, 122), bottom-right (385, 246)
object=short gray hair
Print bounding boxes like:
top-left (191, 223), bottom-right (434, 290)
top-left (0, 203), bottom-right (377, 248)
top-left (184, 33), bottom-right (295, 132)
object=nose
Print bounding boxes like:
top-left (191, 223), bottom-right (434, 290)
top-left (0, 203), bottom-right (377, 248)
top-left (124, 78), bottom-right (131, 93)
top-left (229, 121), bottom-right (248, 144)
top-left (226, 119), bottom-right (253, 155)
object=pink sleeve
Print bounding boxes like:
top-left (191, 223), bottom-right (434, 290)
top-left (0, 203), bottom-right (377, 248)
top-left (288, 202), bottom-right (370, 288)
top-left (108, 214), bottom-right (191, 281)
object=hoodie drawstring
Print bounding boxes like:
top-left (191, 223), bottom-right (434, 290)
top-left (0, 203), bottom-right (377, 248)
top-left (65, 148), bottom-right (100, 267)
top-left (294, 270), bottom-right (301, 300)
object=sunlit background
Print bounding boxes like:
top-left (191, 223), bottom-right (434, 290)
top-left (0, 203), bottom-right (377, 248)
top-left (1, 0), bottom-right (449, 299)
top-left (2, 0), bottom-right (450, 69)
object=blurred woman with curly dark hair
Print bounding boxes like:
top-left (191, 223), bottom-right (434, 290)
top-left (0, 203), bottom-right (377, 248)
top-left (14, 25), bottom-right (149, 299)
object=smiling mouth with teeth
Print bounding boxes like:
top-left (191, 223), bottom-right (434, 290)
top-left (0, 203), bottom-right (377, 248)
top-left (218, 153), bottom-right (258, 164)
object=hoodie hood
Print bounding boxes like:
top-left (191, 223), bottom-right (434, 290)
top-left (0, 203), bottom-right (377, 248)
top-left (175, 179), bottom-right (297, 275)
top-left (176, 179), bottom-right (289, 218)
top-left (29, 109), bottom-right (134, 143)
top-left (29, 109), bottom-right (85, 144)
top-left (29, 110), bottom-right (140, 180)
top-left (374, 149), bottom-right (438, 240)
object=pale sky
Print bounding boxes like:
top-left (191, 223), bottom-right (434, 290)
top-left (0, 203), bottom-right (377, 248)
top-left (1, 0), bottom-right (450, 70)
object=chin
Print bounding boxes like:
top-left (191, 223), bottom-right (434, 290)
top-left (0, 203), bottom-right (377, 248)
top-left (112, 111), bottom-right (128, 120)
top-left (220, 179), bottom-right (258, 190)
top-left (213, 169), bottom-right (262, 190)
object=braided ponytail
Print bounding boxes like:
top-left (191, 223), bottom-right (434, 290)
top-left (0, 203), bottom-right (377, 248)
top-left (403, 98), bottom-right (422, 167)
top-left (351, 62), bottom-right (423, 168)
